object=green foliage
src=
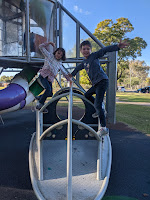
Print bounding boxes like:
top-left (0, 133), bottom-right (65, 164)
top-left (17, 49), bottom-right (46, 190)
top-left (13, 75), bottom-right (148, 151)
top-left (119, 60), bottom-right (150, 88)
top-left (94, 18), bottom-right (134, 45)
top-left (146, 77), bottom-right (150, 85)
top-left (93, 17), bottom-right (147, 80)
top-left (129, 60), bottom-right (149, 86)
top-left (0, 75), bottom-right (13, 82)
top-left (79, 69), bottom-right (91, 85)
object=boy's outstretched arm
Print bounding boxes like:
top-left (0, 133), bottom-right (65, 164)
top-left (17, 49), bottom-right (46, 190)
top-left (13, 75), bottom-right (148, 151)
top-left (71, 63), bottom-right (84, 77)
top-left (94, 39), bottom-right (129, 59)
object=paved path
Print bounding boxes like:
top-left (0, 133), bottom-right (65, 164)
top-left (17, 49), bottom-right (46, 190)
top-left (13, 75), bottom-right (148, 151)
top-left (0, 109), bottom-right (150, 200)
top-left (107, 123), bottom-right (150, 200)
top-left (0, 109), bottom-right (37, 200)
top-left (116, 101), bottom-right (150, 106)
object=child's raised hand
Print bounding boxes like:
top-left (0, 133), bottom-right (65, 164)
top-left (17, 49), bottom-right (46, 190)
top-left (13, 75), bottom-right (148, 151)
top-left (48, 42), bottom-right (55, 47)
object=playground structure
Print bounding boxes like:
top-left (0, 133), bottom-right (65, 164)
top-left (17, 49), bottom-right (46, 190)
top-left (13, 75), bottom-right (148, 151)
top-left (0, 0), bottom-right (117, 199)
top-left (29, 85), bottom-right (112, 200)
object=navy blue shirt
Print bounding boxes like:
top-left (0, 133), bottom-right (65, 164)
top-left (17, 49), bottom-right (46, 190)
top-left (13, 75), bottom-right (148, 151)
top-left (71, 45), bottom-right (120, 86)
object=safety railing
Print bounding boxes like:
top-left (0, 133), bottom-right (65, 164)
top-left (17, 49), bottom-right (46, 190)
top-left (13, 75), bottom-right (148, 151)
top-left (36, 84), bottom-right (104, 185)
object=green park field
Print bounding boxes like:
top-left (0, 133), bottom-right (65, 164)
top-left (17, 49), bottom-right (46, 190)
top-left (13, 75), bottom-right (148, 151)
top-left (116, 92), bottom-right (150, 134)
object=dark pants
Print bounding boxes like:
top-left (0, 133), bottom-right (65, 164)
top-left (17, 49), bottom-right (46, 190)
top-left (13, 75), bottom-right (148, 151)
top-left (84, 79), bottom-right (108, 127)
top-left (39, 75), bottom-right (53, 105)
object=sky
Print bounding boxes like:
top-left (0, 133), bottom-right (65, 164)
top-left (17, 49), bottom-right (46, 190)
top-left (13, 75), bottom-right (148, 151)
top-left (63, 0), bottom-right (150, 76)
top-left (1, 0), bottom-right (150, 77)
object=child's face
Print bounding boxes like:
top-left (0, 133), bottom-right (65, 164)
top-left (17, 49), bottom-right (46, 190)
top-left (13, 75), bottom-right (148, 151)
top-left (55, 50), bottom-right (63, 60)
top-left (80, 45), bottom-right (92, 59)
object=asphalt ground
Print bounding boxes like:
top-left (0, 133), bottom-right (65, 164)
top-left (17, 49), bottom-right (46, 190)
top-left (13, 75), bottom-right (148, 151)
top-left (0, 109), bottom-right (150, 200)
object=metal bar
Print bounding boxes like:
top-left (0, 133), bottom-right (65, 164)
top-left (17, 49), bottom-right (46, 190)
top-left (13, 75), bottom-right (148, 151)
top-left (97, 118), bottom-right (102, 180)
top-left (58, 2), bottom-right (105, 48)
top-left (95, 135), bottom-right (112, 200)
top-left (40, 118), bottom-right (99, 141)
top-left (106, 51), bottom-right (117, 124)
top-left (62, 64), bottom-right (86, 93)
top-left (76, 23), bottom-right (80, 58)
top-left (97, 118), bottom-right (101, 180)
top-left (67, 84), bottom-right (73, 200)
top-left (59, 3), bottom-right (62, 47)
top-left (55, 77), bottom-right (69, 101)
top-left (2, 12), bottom-right (22, 21)
top-left (53, 1), bottom-right (57, 47)
top-left (25, 0), bottom-right (30, 62)
top-left (0, 56), bottom-right (108, 63)
top-left (0, 67), bottom-right (3, 75)
top-left (76, 23), bottom-right (80, 84)
top-left (36, 111), bottom-right (43, 180)
top-left (0, 115), bottom-right (4, 125)
top-left (43, 123), bottom-right (98, 128)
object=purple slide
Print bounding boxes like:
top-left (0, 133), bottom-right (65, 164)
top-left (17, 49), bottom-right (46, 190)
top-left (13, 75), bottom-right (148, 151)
top-left (0, 83), bottom-right (27, 111)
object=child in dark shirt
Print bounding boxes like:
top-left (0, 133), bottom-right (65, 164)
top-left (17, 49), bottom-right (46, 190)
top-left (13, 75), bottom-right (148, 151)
top-left (71, 40), bottom-right (129, 136)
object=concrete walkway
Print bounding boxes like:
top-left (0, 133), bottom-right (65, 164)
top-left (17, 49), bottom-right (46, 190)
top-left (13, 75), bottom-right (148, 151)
top-left (116, 101), bottom-right (150, 106)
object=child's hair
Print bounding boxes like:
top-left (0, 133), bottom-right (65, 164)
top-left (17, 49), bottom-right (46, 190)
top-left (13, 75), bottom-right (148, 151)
top-left (53, 47), bottom-right (66, 61)
top-left (80, 40), bottom-right (92, 49)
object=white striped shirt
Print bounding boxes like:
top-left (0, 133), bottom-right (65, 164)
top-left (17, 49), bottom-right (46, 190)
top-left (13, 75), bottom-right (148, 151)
top-left (39, 42), bottom-right (70, 83)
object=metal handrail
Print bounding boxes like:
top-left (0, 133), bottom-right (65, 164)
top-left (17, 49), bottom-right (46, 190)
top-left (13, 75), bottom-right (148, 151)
top-left (57, 2), bottom-right (105, 49)
top-left (67, 84), bottom-right (73, 200)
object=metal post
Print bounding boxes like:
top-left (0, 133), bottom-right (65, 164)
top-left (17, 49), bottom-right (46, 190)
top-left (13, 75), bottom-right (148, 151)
top-left (59, 3), bottom-right (62, 47)
top-left (25, 0), bottom-right (30, 62)
top-left (53, 2), bottom-right (57, 46)
top-left (76, 23), bottom-right (80, 84)
top-left (58, 71), bottom-right (61, 87)
top-left (67, 84), bottom-right (73, 200)
top-left (97, 118), bottom-right (101, 180)
top-left (0, 115), bottom-right (4, 125)
top-left (106, 51), bottom-right (117, 124)
top-left (36, 111), bottom-right (43, 180)
top-left (0, 67), bottom-right (3, 75)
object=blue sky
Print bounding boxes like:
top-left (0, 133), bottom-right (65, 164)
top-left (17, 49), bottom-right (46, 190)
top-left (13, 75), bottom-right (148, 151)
top-left (63, 0), bottom-right (150, 75)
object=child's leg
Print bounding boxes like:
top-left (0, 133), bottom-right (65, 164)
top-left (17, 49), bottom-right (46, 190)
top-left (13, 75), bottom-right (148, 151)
top-left (39, 75), bottom-right (52, 105)
top-left (94, 80), bottom-right (108, 127)
top-left (84, 86), bottom-right (95, 104)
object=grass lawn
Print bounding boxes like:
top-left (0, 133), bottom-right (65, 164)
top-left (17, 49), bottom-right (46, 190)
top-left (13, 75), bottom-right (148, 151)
top-left (116, 92), bottom-right (150, 134)
top-left (116, 92), bottom-right (150, 103)
top-left (116, 104), bottom-right (150, 134)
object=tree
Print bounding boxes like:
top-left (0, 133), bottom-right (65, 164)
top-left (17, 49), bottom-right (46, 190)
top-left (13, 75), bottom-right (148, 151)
top-left (93, 17), bottom-right (147, 80)
top-left (128, 60), bottom-right (150, 88)
top-left (0, 75), bottom-right (13, 82)
top-left (80, 69), bottom-right (91, 85)
top-left (146, 77), bottom-right (150, 85)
